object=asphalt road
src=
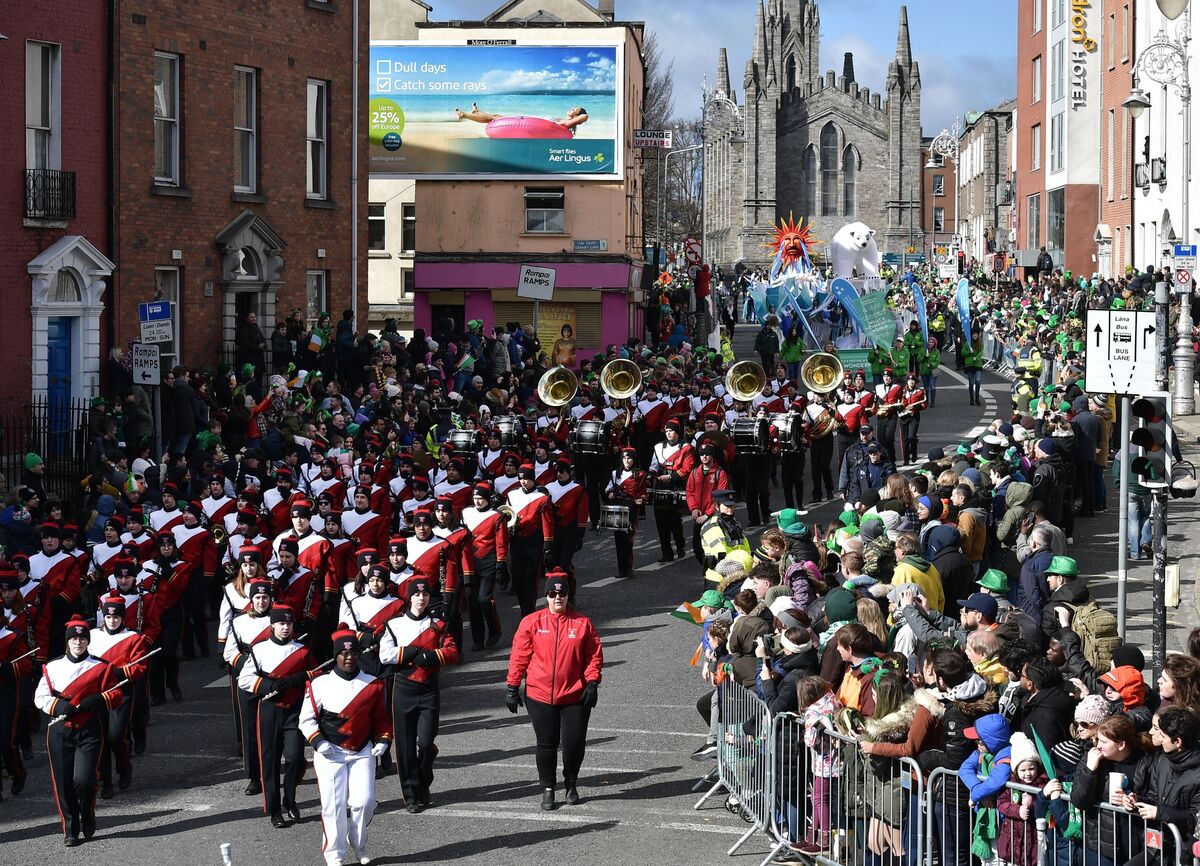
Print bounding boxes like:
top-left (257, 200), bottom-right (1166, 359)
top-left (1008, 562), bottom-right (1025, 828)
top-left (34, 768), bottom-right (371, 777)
top-left (0, 325), bottom-right (1170, 866)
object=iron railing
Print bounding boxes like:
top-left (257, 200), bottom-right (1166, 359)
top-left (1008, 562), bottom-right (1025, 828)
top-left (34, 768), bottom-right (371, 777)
top-left (24, 168), bottom-right (77, 220)
top-left (0, 396), bottom-right (89, 508)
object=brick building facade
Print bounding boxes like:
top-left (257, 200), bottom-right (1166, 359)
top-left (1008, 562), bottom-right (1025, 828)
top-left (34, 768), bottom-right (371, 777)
top-left (0, 3), bottom-right (113, 406)
top-left (111, 0), bottom-right (367, 376)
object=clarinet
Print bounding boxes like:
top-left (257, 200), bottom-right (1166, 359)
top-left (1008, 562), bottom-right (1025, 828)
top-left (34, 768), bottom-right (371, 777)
top-left (302, 565), bottom-right (320, 625)
top-left (437, 546), bottom-right (447, 600)
top-left (136, 585), bottom-right (145, 635)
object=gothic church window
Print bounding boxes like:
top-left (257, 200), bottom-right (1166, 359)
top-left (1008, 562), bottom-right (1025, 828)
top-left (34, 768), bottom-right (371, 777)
top-left (820, 123), bottom-right (839, 216)
top-left (786, 56), bottom-right (796, 92)
top-left (802, 146), bottom-right (817, 215)
top-left (842, 146), bottom-right (859, 217)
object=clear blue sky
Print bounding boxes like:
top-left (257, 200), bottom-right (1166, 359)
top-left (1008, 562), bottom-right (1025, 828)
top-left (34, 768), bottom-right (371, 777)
top-left (418, 0), bottom-right (1016, 132)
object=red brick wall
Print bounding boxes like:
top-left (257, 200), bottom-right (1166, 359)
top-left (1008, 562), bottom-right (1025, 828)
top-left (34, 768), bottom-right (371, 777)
top-left (1015, 0), bottom-right (1042, 256)
top-left (0, 2), bottom-right (111, 406)
top-left (1065, 182), bottom-right (1100, 276)
top-left (112, 0), bottom-right (368, 367)
top-left (1099, 0), bottom-right (1134, 274)
top-left (921, 141), bottom-right (956, 252)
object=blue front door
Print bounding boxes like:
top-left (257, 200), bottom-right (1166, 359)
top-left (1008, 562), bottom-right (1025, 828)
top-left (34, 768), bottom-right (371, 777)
top-left (46, 317), bottom-right (73, 455)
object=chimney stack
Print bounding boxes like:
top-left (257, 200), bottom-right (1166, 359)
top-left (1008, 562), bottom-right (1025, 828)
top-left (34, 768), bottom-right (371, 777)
top-left (597, 0), bottom-right (615, 20)
top-left (843, 52), bottom-right (855, 83)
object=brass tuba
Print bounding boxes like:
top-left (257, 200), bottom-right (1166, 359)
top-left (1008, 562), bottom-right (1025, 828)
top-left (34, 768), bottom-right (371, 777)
top-left (724, 361), bottom-right (767, 402)
top-left (536, 366), bottom-right (579, 407)
top-left (211, 524), bottom-right (228, 546)
top-left (600, 359), bottom-right (642, 400)
top-left (496, 504), bottom-right (518, 529)
top-left (799, 352), bottom-right (844, 395)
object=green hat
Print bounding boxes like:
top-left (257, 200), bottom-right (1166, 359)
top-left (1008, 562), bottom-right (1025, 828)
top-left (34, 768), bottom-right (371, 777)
top-left (467, 319), bottom-right (483, 331)
top-left (1112, 297), bottom-right (1126, 310)
top-left (22, 452), bottom-right (43, 471)
top-left (823, 587), bottom-right (858, 624)
top-left (838, 509), bottom-right (860, 529)
top-left (1047, 555), bottom-right (1078, 577)
top-left (956, 440), bottom-right (972, 456)
top-left (977, 568), bottom-right (1009, 593)
top-left (693, 589), bottom-right (731, 610)
top-left (776, 508), bottom-right (810, 537)
top-left (1058, 401), bottom-right (1072, 413)
top-left (241, 363), bottom-right (256, 377)
top-left (90, 396), bottom-right (107, 408)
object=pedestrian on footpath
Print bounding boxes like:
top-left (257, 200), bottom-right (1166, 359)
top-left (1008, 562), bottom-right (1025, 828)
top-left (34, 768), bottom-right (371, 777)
top-left (505, 570), bottom-right (603, 811)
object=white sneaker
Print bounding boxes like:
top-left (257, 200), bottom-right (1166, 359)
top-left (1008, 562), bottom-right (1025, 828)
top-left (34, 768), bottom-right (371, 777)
top-left (353, 850), bottom-right (370, 866)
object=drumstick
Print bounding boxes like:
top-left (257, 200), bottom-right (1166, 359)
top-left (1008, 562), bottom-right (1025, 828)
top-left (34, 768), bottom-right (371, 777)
top-left (8, 647), bottom-right (38, 664)
top-left (47, 647), bottom-right (162, 727)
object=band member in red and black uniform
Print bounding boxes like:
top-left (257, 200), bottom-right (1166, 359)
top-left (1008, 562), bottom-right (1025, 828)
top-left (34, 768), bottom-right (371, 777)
top-left (834, 376), bottom-right (869, 473)
top-left (342, 486), bottom-right (388, 557)
top-left (384, 536), bottom-right (413, 594)
top-left (532, 438), bottom-right (559, 487)
top-left (98, 559), bottom-right (157, 757)
top-left (460, 482), bottom-right (506, 650)
top-left (506, 464), bottom-right (555, 616)
top-left (432, 497), bottom-right (470, 648)
top-left (89, 593), bottom-right (151, 798)
top-left (339, 562), bottom-right (405, 657)
top-left (633, 380), bottom-right (669, 469)
top-left (404, 509), bottom-right (458, 609)
top-left (433, 458), bottom-right (474, 512)
top-left (648, 418), bottom-right (694, 563)
top-left (321, 511), bottom-right (357, 593)
top-left (120, 508), bottom-right (159, 563)
top-left (605, 447), bottom-right (649, 580)
top-left (400, 474), bottom-right (436, 530)
top-left (148, 483), bottom-right (185, 535)
top-left (224, 577), bottom-right (274, 793)
top-left (477, 428), bottom-right (507, 480)
top-left (493, 453), bottom-right (523, 499)
top-left (202, 472), bottom-right (237, 540)
top-left (173, 501), bottom-right (217, 659)
top-left (237, 603), bottom-right (316, 827)
top-left (88, 517), bottom-right (127, 613)
top-left (378, 576), bottom-right (458, 812)
top-left (218, 546), bottom-right (267, 751)
top-left (300, 630), bottom-right (391, 866)
top-left (545, 457), bottom-right (589, 580)
top-left (30, 523), bottom-right (79, 658)
top-left (270, 537), bottom-right (322, 633)
top-left (873, 367), bottom-right (904, 465)
top-left (144, 533), bottom-right (188, 706)
top-left (262, 469), bottom-right (298, 538)
top-left (0, 589), bottom-right (34, 796)
top-left (686, 443), bottom-right (731, 564)
top-left (739, 406), bottom-right (774, 527)
top-left (34, 616), bottom-right (123, 846)
top-left (352, 463), bottom-right (392, 528)
top-left (898, 370), bottom-right (928, 465)
top-left (777, 398), bottom-right (810, 513)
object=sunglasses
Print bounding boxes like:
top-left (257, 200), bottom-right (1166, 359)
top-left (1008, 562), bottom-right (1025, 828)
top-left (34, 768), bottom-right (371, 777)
top-left (546, 590), bottom-right (568, 599)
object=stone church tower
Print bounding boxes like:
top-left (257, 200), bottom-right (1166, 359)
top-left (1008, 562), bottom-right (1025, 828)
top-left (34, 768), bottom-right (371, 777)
top-left (703, 1), bottom-right (923, 265)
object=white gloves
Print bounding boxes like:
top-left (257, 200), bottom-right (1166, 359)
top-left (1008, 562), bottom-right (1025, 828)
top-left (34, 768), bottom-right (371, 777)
top-left (315, 740), bottom-right (336, 759)
top-left (371, 741), bottom-right (389, 759)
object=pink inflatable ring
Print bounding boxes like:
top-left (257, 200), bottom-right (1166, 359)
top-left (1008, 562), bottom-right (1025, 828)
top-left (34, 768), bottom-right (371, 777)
top-left (485, 116), bottom-right (573, 140)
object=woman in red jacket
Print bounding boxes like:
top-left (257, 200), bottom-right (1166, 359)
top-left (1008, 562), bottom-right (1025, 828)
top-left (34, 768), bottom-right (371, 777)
top-left (505, 570), bottom-right (604, 811)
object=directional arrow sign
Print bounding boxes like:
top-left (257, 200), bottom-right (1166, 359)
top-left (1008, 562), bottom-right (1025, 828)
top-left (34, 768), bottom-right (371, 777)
top-left (1143, 324), bottom-right (1156, 351)
top-left (131, 343), bottom-right (161, 386)
top-left (1094, 322), bottom-right (1103, 348)
top-left (1085, 309), bottom-right (1159, 396)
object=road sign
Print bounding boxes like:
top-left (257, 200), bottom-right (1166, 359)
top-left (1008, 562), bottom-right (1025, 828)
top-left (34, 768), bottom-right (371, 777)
top-left (633, 129), bottom-right (672, 149)
top-left (140, 320), bottom-right (172, 344)
top-left (138, 301), bottom-right (171, 323)
top-left (684, 236), bottom-right (702, 265)
top-left (131, 343), bottom-right (161, 386)
top-left (1178, 269), bottom-right (1192, 287)
top-left (516, 265), bottom-right (556, 301)
top-left (938, 262), bottom-right (957, 279)
top-left (1085, 309), bottom-right (1158, 396)
top-left (1174, 244), bottom-right (1197, 271)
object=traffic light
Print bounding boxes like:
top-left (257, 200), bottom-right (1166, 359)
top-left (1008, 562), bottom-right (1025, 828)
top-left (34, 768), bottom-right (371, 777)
top-left (1129, 427), bottom-right (1165, 481)
top-left (1132, 396), bottom-right (1166, 422)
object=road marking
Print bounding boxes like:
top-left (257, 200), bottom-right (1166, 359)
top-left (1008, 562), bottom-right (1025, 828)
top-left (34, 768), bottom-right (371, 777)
top-left (392, 805), bottom-right (746, 836)
top-left (204, 675), bottom-right (229, 689)
top-left (583, 577), bottom-right (623, 588)
top-left (634, 560), bottom-right (675, 573)
top-left (588, 726), bottom-right (702, 737)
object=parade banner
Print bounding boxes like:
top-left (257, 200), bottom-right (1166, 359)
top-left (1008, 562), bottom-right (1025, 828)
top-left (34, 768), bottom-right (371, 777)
top-left (369, 43), bottom-right (622, 177)
top-left (912, 282), bottom-right (929, 345)
top-left (860, 291), bottom-right (897, 349)
top-left (829, 278), bottom-right (870, 337)
top-left (955, 277), bottom-right (971, 333)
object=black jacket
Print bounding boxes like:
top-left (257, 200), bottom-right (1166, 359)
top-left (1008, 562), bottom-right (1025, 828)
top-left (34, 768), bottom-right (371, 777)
top-left (1018, 685), bottom-right (1076, 749)
top-left (759, 649), bottom-right (818, 715)
top-left (1072, 751), bottom-right (1148, 863)
top-left (1041, 578), bottom-right (1091, 639)
top-left (1030, 456), bottom-right (1064, 524)
top-left (1131, 748), bottom-right (1200, 836)
top-left (929, 546), bottom-right (973, 619)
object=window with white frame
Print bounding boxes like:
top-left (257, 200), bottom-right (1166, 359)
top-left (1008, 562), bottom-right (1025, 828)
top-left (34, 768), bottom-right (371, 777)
top-left (932, 174), bottom-right (945, 196)
top-left (1050, 112), bottom-right (1064, 172)
top-left (154, 53), bottom-right (180, 184)
top-left (1052, 0), bottom-right (1064, 28)
top-left (1031, 123), bottom-right (1041, 169)
top-left (306, 270), bottom-right (328, 323)
top-left (525, 187), bottom-right (564, 233)
top-left (402, 269), bottom-right (415, 299)
top-left (933, 207), bottom-right (945, 233)
top-left (234, 66), bottom-right (257, 192)
top-left (155, 267), bottom-right (181, 362)
top-left (402, 203), bottom-right (416, 252)
top-left (1051, 41), bottom-right (1064, 102)
top-left (306, 80), bottom-right (328, 199)
top-left (26, 41), bottom-right (60, 171)
top-left (368, 203), bottom-right (386, 251)
top-left (1034, 0), bottom-right (1042, 32)
top-left (1031, 56), bottom-right (1042, 103)
top-left (1027, 194), bottom-right (1041, 249)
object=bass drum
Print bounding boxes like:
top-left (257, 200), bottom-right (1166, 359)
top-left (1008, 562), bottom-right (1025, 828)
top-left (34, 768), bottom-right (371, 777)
top-left (597, 504), bottom-right (632, 532)
top-left (730, 417), bottom-right (769, 455)
top-left (492, 415), bottom-right (525, 449)
top-left (569, 419), bottom-right (609, 455)
top-left (447, 429), bottom-right (482, 453)
top-left (769, 413), bottom-right (806, 452)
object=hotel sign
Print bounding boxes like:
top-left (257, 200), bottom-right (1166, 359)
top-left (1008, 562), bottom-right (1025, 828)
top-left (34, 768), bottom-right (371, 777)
top-left (1070, 0), bottom-right (1098, 111)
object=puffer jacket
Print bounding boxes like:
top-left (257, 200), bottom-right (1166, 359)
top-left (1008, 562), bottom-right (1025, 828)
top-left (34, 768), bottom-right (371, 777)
top-left (1071, 750), bottom-right (1148, 864)
top-left (995, 481), bottom-right (1032, 547)
top-left (506, 607), bottom-right (603, 706)
top-left (1130, 747), bottom-right (1200, 838)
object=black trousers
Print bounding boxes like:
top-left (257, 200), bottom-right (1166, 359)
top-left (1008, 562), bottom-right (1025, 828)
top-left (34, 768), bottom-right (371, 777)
top-left (393, 680), bottom-right (440, 802)
top-left (653, 505), bottom-right (685, 559)
top-left (130, 679), bottom-right (148, 750)
top-left (46, 717), bottom-right (101, 834)
top-left (876, 415), bottom-right (899, 464)
top-left (780, 450), bottom-right (806, 509)
top-left (550, 526), bottom-right (582, 578)
top-left (510, 534), bottom-right (544, 617)
top-left (148, 607), bottom-right (182, 701)
top-left (525, 696), bottom-right (591, 788)
top-left (809, 435), bottom-right (835, 500)
top-left (738, 454), bottom-right (771, 525)
top-left (614, 525), bottom-right (635, 577)
top-left (237, 685), bottom-right (262, 781)
top-left (900, 415), bottom-right (921, 464)
top-left (98, 694), bottom-right (132, 785)
top-left (0, 683), bottom-right (25, 782)
top-left (834, 432), bottom-right (855, 476)
top-left (257, 700), bottom-right (302, 816)
top-left (468, 555), bottom-right (502, 647)
top-left (180, 567), bottom-right (209, 656)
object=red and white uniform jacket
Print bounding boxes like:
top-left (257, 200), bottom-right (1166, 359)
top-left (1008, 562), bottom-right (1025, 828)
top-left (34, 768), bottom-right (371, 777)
top-left (389, 474), bottom-right (413, 509)
top-left (433, 525), bottom-right (473, 585)
top-left (404, 534), bottom-right (460, 598)
top-left (96, 588), bottom-right (160, 641)
top-left (173, 523), bottom-right (218, 578)
top-left (300, 669), bottom-right (390, 754)
top-left (342, 509), bottom-right (388, 556)
top-left (29, 549), bottom-right (78, 605)
top-left (138, 559), bottom-right (190, 618)
top-left (149, 506), bottom-right (184, 535)
top-left (401, 494), bottom-right (436, 527)
top-left (120, 528), bottom-right (159, 564)
top-left (874, 383), bottom-right (904, 413)
top-left (835, 396), bottom-right (873, 434)
top-left (607, 469), bottom-right (648, 530)
top-left (91, 541), bottom-right (125, 584)
top-left (217, 582), bottom-right (253, 647)
top-left (262, 487), bottom-right (297, 538)
top-left (0, 625), bottom-right (33, 682)
top-left (533, 460), bottom-right (558, 488)
top-left (667, 394), bottom-right (692, 423)
top-left (635, 396), bottom-right (669, 433)
top-left (224, 532), bottom-right (269, 575)
top-left (309, 476), bottom-right (347, 505)
top-left (460, 507), bottom-right (509, 564)
top-left (88, 627), bottom-right (151, 688)
top-left (433, 480), bottom-right (473, 513)
top-left (34, 653), bottom-right (121, 729)
top-left (277, 530), bottom-right (333, 599)
top-left (324, 535), bottom-right (355, 590)
top-left (202, 495), bottom-right (237, 529)
top-left (506, 608), bottom-right (603, 706)
top-left (3, 580), bottom-right (50, 663)
top-left (363, 484), bottom-right (393, 523)
top-left (570, 404), bottom-right (601, 422)
top-left (378, 612), bottom-right (459, 687)
top-left (692, 395), bottom-right (723, 420)
top-left (237, 637), bottom-right (316, 709)
top-left (545, 480), bottom-right (589, 532)
top-left (268, 564), bottom-right (322, 622)
top-left (506, 487), bottom-right (555, 542)
top-left (477, 449), bottom-right (507, 479)
top-left (493, 474), bottom-right (520, 498)
top-left (338, 588), bottom-right (406, 636)
top-left (223, 611), bottom-right (273, 668)
top-left (901, 387), bottom-right (927, 415)
top-left (650, 441), bottom-right (696, 484)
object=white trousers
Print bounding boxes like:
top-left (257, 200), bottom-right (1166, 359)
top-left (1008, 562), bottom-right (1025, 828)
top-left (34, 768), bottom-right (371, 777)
top-left (313, 744), bottom-right (377, 866)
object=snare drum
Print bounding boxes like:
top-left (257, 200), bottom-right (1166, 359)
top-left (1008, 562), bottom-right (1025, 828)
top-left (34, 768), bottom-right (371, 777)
top-left (493, 415), bottom-right (525, 449)
top-left (569, 419), bottom-right (609, 455)
top-left (649, 485), bottom-right (687, 507)
top-left (769, 413), bottom-right (806, 452)
top-left (598, 504), bottom-right (632, 532)
top-left (447, 429), bottom-right (482, 453)
top-left (731, 417), bottom-right (769, 455)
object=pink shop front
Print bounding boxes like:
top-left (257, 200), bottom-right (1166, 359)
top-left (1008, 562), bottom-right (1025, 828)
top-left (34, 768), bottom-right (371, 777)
top-left (413, 257), bottom-right (645, 364)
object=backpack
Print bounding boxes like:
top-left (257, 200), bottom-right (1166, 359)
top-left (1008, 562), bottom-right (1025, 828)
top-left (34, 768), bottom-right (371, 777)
top-left (1067, 600), bottom-right (1121, 670)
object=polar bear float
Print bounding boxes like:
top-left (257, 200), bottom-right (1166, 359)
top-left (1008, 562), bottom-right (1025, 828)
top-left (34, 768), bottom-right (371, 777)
top-left (829, 221), bottom-right (880, 280)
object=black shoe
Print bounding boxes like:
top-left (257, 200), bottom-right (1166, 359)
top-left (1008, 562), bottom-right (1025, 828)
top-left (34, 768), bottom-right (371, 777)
top-left (484, 634), bottom-right (501, 648)
top-left (245, 780), bottom-right (262, 795)
top-left (541, 788), bottom-right (555, 811)
top-left (565, 785), bottom-right (580, 805)
top-left (285, 804), bottom-right (301, 822)
top-left (471, 642), bottom-right (484, 652)
top-left (406, 802), bottom-right (423, 814)
top-left (64, 835), bottom-right (79, 848)
top-left (133, 738), bottom-right (146, 756)
top-left (82, 811), bottom-right (96, 839)
top-left (690, 741), bottom-right (718, 761)
top-left (170, 686), bottom-right (183, 702)
top-left (150, 695), bottom-right (165, 707)
top-left (12, 768), bottom-right (27, 795)
top-left (199, 645), bottom-right (210, 658)
top-left (100, 781), bottom-right (114, 800)
top-left (119, 765), bottom-right (133, 790)
top-left (418, 790), bottom-right (433, 808)
top-left (656, 555), bottom-right (673, 564)
top-left (676, 546), bottom-right (686, 559)
top-left (270, 812), bottom-right (287, 828)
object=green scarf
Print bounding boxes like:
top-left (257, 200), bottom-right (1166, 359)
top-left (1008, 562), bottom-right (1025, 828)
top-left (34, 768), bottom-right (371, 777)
top-left (970, 751), bottom-right (1001, 859)
top-left (819, 620), bottom-right (851, 652)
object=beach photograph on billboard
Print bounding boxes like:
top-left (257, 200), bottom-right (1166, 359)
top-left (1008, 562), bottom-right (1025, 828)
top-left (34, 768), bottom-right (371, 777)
top-left (369, 42), bottom-right (621, 177)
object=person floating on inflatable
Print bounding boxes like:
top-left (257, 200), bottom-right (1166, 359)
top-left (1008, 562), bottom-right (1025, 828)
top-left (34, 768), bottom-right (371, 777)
top-left (454, 102), bottom-right (589, 139)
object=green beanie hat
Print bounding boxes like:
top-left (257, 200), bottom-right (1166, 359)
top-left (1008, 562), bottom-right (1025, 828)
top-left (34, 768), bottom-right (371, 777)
top-left (23, 452), bottom-right (43, 471)
top-left (776, 508), bottom-right (810, 537)
top-left (824, 588), bottom-right (858, 625)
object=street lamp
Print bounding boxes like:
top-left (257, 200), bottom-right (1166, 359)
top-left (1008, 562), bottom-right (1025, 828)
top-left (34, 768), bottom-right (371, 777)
top-left (926, 119), bottom-right (962, 252)
top-left (1127, 0), bottom-right (1194, 414)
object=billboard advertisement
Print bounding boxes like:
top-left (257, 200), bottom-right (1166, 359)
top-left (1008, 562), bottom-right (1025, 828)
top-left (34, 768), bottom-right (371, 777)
top-left (369, 42), bottom-right (622, 178)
